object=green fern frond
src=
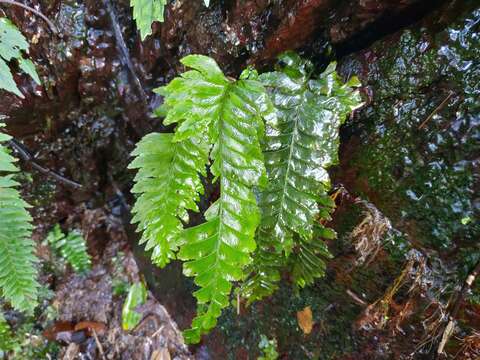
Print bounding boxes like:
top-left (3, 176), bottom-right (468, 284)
top-left (242, 52), bottom-right (362, 301)
top-left (131, 0), bottom-right (211, 41)
top-left (130, 0), bottom-right (167, 40)
top-left (239, 228), bottom-right (285, 303)
top-left (176, 58), bottom-right (271, 343)
top-left (0, 125), bottom-right (38, 313)
top-left (130, 55), bottom-right (273, 343)
top-left (0, 18), bottom-right (40, 98)
top-left (47, 225), bottom-right (91, 273)
top-left (129, 132), bottom-right (210, 267)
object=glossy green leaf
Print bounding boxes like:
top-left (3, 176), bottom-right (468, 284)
top-left (129, 132), bottom-right (210, 267)
top-left (130, 0), bottom-right (166, 40)
top-left (130, 54), bottom-right (273, 343)
top-left (0, 124), bottom-right (38, 313)
top-left (122, 282), bottom-right (147, 331)
top-left (0, 18), bottom-right (40, 98)
top-left (47, 224), bottom-right (92, 273)
top-left (176, 57), bottom-right (272, 343)
top-left (242, 52), bottom-right (363, 301)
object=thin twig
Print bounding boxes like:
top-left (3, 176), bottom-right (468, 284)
top-left (435, 257), bottom-right (480, 357)
top-left (0, 0), bottom-right (58, 34)
top-left (8, 139), bottom-right (83, 190)
top-left (151, 325), bottom-right (165, 338)
top-left (101, 0), bottom-right (149, 108)
top-left (418, 92), bottom-right (454, 129)
top-left (92, 329), bottom-right (107, 360)
top-left (346, 289), bottom-right (367, 306)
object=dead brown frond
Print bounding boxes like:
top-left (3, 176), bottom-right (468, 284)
top-left (454, 331), bottom-right (480, 360)
top-left (355, 250), bottom-right (428, 334)
top-left (350, 200), bottom-right (391, 266)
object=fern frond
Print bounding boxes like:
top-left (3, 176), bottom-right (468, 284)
top-left (0, 125), bottom-right (38, 313)
top-left (130, 0), bottom-right (211, 40)
top-left (130, 0), bottom-right (167, 40)
top-left (290, 225), bottom-right (335, 287)
top-left (47, 225), bottom-right (91, 273)
top-left (0, 18), bottom-right (40, 98)
top-left (242, 52), bottom-right (362, 301)
top-left (130, 55), bottom-right (273, 343)
top-left (129, 132), bottom-right (209, 267)
top-left (176, 59), bottom-right (271, 343)
top-left (239, 228), bottom-right (285, 303)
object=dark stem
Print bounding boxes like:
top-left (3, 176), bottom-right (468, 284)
top-left (0, 0), bottom-right (58, 34)
top-left (8, 139), bottom-right (83, 190)
top-left (101, 0), bottom-right (149, 109)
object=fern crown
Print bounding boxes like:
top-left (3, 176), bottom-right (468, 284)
top-left (131, 54), bottom-right (274, 343)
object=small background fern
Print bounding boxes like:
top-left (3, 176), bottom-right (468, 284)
top-left (47, 224), bottom-right (92, 274)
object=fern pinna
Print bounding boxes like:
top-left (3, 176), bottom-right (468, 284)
top-left (130, 55), bottom-right (273, 343)
top-left (0, 124), bottom-right (38, 313)
top-left (242, 53), bottom-right (362, 302)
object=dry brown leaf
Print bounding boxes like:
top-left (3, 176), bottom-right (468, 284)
top-left (297, 306), bottom-right (314, 335)
top-left (151, 347), bottom-right (171, 360)
top-left (63, 343), bottom-right (79, 360)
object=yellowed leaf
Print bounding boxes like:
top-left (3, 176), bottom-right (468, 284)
top-left (297, 306), bottom-right (313, 335)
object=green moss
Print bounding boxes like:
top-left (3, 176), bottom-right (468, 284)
top-left (342, 8), bottom-right (480, 251)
